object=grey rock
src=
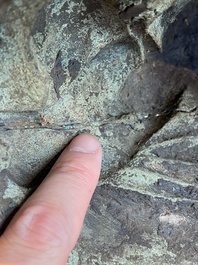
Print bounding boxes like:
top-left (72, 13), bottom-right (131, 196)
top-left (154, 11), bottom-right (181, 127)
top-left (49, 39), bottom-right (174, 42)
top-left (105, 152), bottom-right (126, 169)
top-left (0, 0), bottom-right (198, 264)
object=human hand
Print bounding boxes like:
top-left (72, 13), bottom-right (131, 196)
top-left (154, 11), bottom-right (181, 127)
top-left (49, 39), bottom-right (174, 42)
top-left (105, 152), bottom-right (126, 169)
top-left (0, 134), bottom-right (102, 264)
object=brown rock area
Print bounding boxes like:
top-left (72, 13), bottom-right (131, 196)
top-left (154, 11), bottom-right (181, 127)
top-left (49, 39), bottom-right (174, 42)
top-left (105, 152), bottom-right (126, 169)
top-left (0, 0), bottom-right (198, 264)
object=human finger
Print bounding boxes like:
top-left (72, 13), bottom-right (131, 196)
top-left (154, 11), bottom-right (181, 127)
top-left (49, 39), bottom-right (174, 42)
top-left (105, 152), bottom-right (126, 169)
top-left (0, 133), bottom-right (102, 265)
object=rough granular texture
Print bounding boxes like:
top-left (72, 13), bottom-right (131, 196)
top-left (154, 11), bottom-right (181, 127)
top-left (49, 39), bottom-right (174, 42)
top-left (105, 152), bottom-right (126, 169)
top-left (0, 0), bottom-right (198, 264)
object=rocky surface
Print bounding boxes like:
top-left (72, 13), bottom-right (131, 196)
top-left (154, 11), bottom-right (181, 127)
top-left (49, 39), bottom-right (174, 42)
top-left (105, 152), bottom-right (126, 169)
top-left (0, 0), bottom-right (198, 264)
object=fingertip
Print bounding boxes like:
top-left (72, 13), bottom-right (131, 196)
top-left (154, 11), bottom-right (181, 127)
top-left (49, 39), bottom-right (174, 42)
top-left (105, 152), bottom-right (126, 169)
top-left (68, 133), bottom-right (102, 154)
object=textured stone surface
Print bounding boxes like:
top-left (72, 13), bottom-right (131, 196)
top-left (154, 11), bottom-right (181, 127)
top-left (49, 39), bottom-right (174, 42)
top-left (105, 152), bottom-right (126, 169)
top-left (0, 0), bottom-right (198, 264)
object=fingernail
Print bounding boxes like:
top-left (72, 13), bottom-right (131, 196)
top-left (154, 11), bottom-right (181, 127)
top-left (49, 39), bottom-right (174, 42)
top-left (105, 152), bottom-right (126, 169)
top-left (68, 134), bottom-right (101, 153)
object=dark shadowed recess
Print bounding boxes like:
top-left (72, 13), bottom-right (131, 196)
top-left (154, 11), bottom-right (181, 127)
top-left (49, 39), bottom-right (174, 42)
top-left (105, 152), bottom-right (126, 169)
top-left (162, 0), bottom-right (198, 74)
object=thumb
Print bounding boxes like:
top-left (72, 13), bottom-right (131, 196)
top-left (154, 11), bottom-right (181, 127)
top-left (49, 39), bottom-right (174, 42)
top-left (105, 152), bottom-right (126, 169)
top-left (0, 134), bottom-right (102, 265)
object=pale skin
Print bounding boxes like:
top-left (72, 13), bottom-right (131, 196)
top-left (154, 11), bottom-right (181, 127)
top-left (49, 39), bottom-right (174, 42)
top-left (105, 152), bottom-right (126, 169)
top-left (0, 134), bottom-right (102, 265)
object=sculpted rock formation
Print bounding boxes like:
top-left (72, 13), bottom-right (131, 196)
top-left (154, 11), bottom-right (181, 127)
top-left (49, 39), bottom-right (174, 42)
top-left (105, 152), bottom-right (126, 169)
top-left (0, 0), bottom-right (198, 264)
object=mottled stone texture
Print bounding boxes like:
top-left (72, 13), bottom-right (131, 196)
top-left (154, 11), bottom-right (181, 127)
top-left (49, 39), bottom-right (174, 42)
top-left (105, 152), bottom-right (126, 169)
top-left (0, 0), bottom-right (198, 264)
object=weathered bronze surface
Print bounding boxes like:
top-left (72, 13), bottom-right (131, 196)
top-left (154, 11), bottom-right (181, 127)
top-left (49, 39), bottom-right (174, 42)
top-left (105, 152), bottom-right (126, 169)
top-left (0, 0), bottom-right (198, 264)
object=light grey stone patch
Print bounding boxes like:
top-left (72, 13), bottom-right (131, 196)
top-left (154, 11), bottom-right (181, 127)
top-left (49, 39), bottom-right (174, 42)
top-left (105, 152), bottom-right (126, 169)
top-left (0, 170), bottom-right (29, 228)
top-left (0, 139), bottom-right (11, 171)
top-left (159, 212), bottom-right (186, 225)
top-left (3, 178), bottom-right (27, 204)
top-left (67, 250), bottom-right (79, 265)
top-left (0, 0), bottom-right (57, 111)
